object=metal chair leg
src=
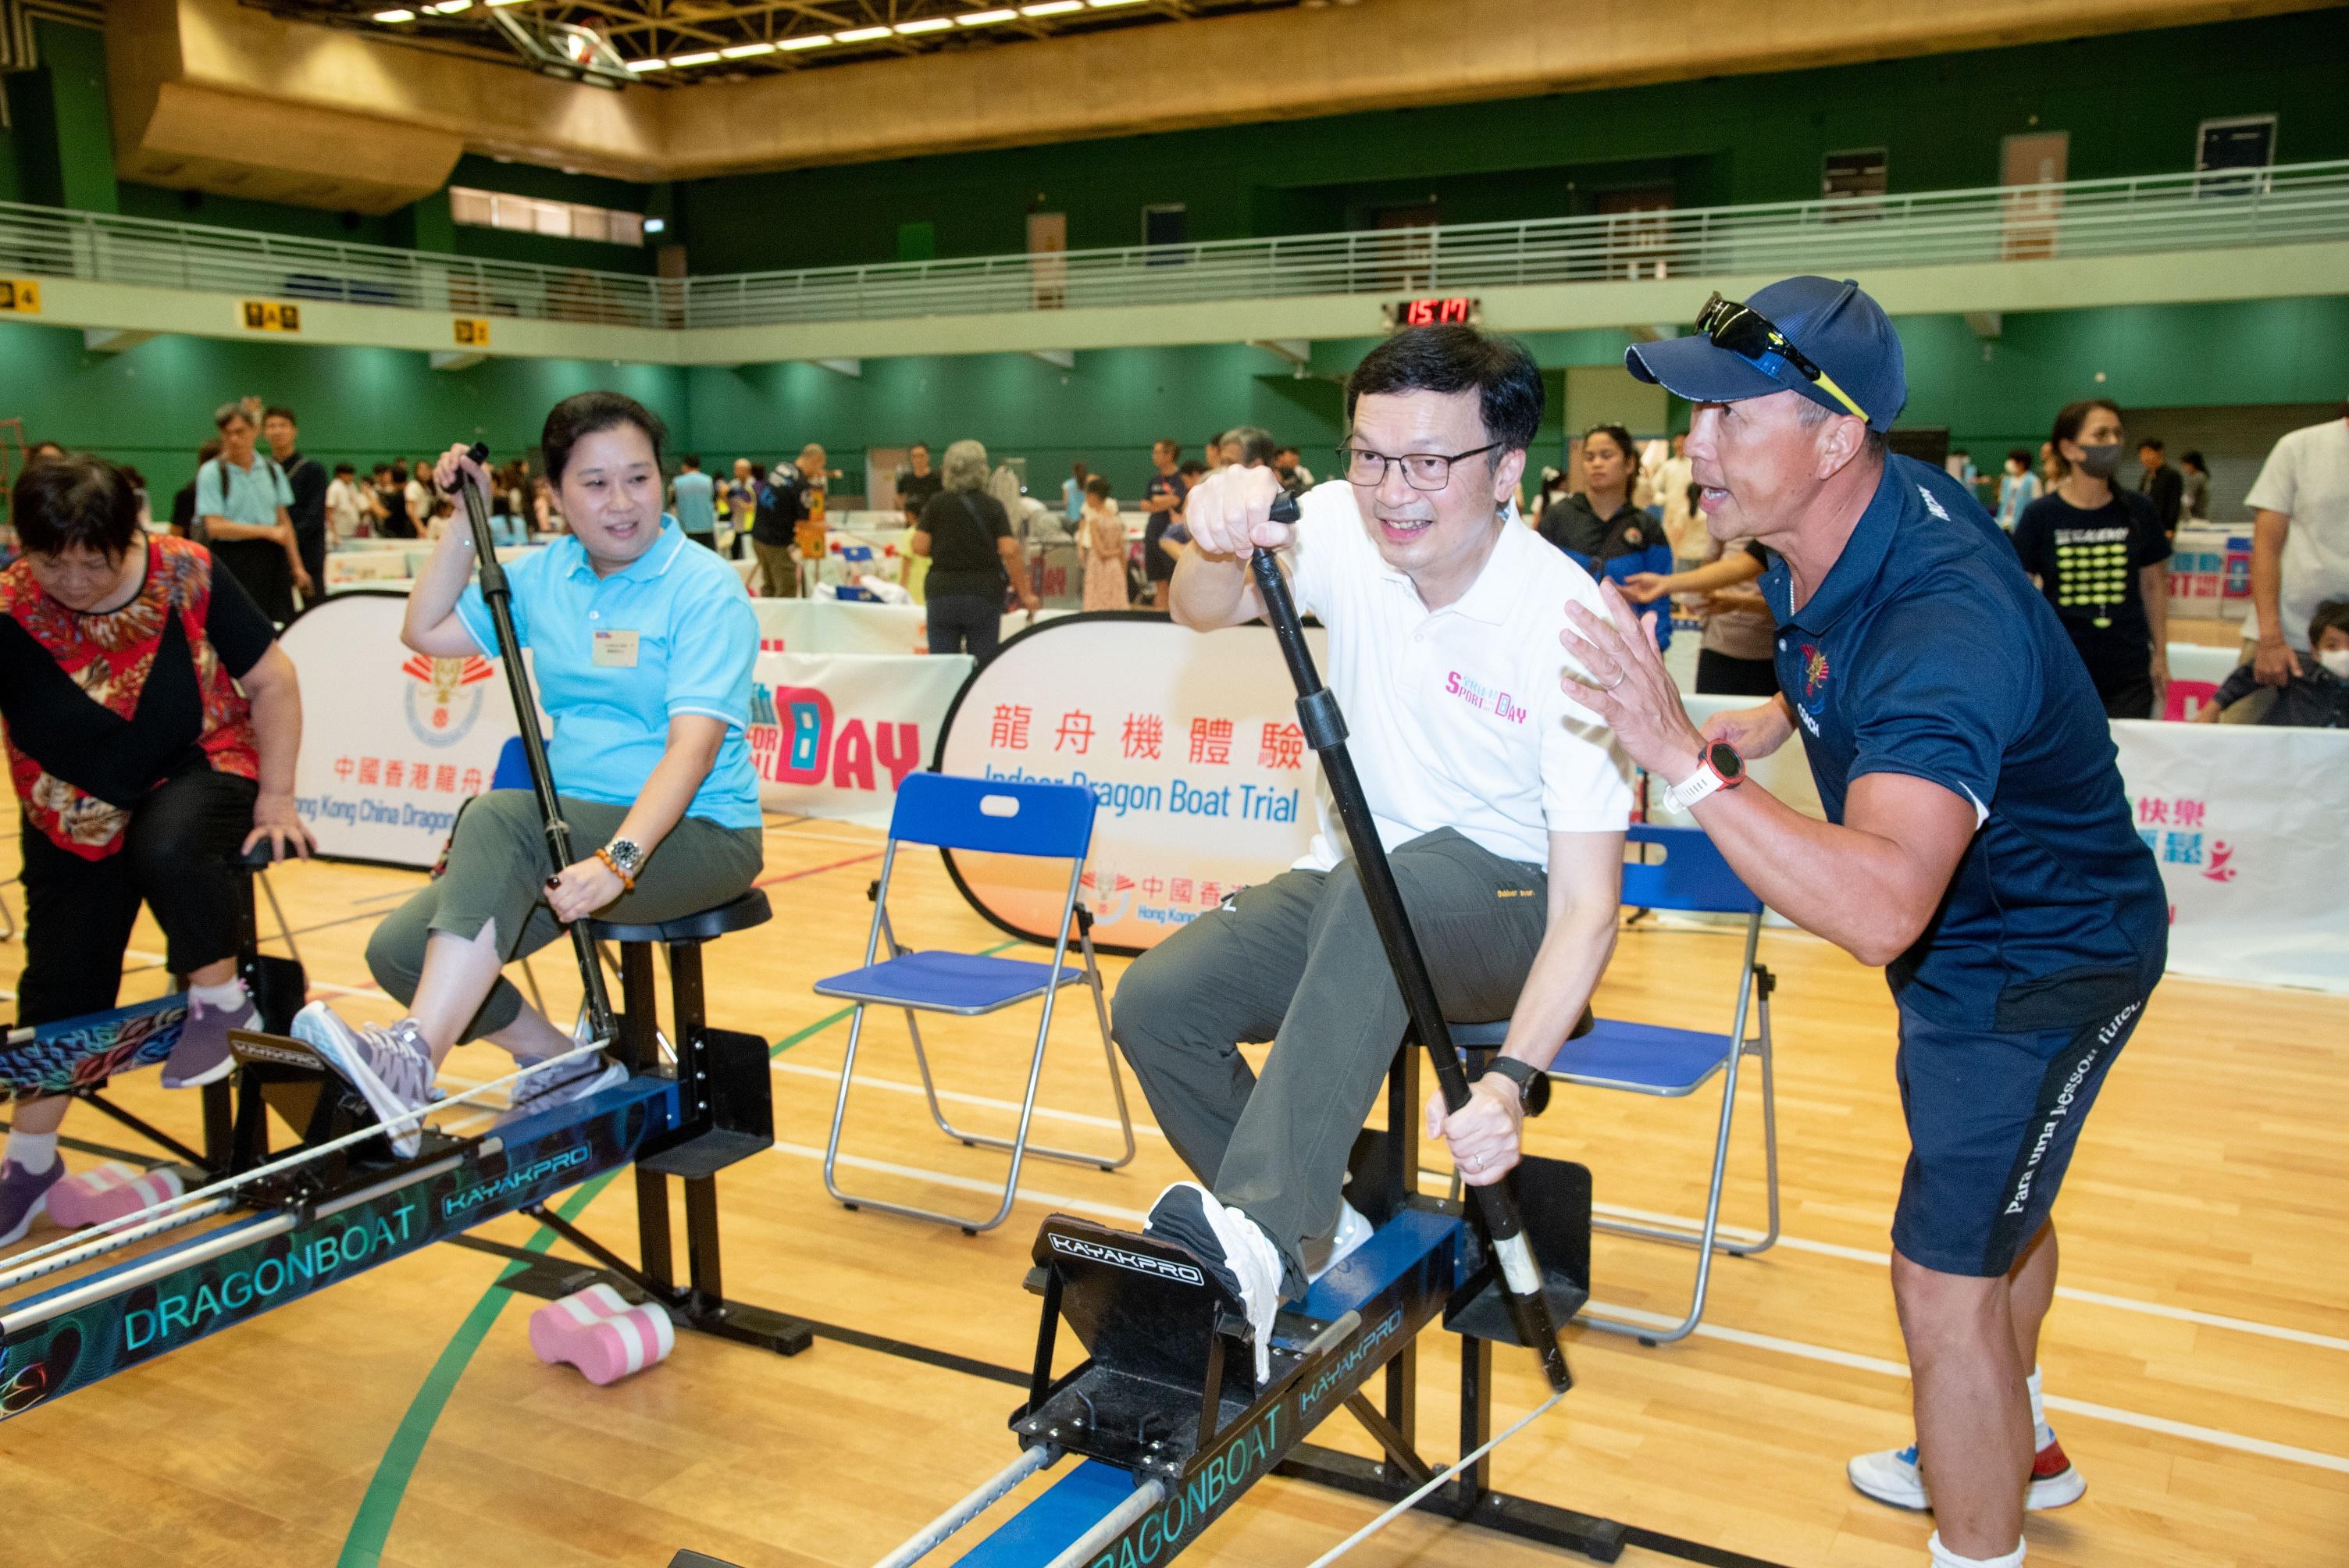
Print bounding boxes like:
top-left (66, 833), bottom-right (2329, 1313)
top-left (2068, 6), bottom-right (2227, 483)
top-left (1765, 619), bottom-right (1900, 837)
top-left (825, 992), bottom-right (1063, 1235)
top-left (890, 940), bottom-right (1135, 1171)
top-left (256, 868), bottom-right (302, 970)
top-left (1582, 953), bottom-right (1770, 1343)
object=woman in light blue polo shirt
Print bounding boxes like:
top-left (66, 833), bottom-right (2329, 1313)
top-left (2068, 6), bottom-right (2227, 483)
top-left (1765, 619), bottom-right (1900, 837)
top-left (292, 392), bottom-right (763, 1146)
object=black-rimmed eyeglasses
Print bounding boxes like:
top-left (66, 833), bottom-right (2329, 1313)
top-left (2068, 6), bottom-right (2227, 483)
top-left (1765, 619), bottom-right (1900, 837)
top-left (1337, 441), bottom-right (1502, 491)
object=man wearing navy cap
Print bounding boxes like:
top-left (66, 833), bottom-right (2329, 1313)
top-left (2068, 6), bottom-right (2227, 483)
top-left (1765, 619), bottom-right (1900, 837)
top-left (1561, 277), bottom-right (2166, 1568)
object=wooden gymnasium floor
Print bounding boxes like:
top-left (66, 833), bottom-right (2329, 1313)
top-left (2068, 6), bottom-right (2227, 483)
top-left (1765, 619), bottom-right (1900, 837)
top-left (2, 811), bottom-right (2344, 1568)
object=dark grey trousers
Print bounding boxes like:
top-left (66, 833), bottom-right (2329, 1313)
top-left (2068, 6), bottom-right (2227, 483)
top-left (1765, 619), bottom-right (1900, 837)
top-left (1110, 828), bottom-right (1549, 1292)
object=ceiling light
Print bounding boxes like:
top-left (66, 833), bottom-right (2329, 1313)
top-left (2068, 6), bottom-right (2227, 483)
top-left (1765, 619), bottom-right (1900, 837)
top-left (895, 16), bottom-right (953, 33)
top-left (424, 0), bottom-right (471, 12)
top-left (719, 41), bottom-right (776, 56)
top-left (625, 57), bottom-right (668, 70)
top-left (668, 49), bottom-right (721, 64)
top-left (958, 8), bottom-right (1018, 22)
top-left (1021, 1), bottom-right (1083, 13)
top-left (1086, 0), bottom-right (1150, 7)
top-left (836, 25), bottom-right (893, 41)
top-left (372, 7), bottom-right (415, 19)
top-left (779, 33), bottom-right (836, 49)
top-left (485, 0), bottom-right (529, 7)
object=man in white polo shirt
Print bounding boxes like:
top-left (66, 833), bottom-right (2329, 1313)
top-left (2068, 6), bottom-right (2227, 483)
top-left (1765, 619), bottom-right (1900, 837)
top-left (2244, 401), bottom-right (2349, 685)
top-left (1114, 326), bottom-right (1631, 1365)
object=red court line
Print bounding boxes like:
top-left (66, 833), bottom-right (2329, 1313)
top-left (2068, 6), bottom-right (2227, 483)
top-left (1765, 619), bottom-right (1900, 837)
top-left (754, 850), bottom-right (882, 889)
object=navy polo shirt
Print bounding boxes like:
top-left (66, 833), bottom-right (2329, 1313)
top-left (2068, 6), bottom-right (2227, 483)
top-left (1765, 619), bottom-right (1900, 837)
top-left (1761, 454), bottom-right (2166, 1032)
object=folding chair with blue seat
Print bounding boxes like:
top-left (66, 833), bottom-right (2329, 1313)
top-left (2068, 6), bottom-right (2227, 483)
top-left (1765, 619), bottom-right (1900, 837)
top-left (817, 773), bottom-right (1135, 1234)
top-left (1457, 821), bottom-right (1779, 1345)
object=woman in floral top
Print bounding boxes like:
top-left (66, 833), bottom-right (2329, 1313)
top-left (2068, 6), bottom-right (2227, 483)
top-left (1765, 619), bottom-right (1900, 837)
top-left (0, 454), bottom-right (312, 1245)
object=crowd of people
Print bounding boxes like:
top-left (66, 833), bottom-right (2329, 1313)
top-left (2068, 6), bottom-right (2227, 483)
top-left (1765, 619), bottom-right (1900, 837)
top-left (9, 385), bottom-right (2345, 728)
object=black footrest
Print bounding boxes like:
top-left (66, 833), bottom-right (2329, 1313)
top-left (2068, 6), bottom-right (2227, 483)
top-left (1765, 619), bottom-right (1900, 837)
top-left (640, 1127), bottom-right (771, 1180)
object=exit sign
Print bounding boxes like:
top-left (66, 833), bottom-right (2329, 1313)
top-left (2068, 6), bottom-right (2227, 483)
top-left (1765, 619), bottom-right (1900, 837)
top-left (1387, 296), bottom-right (1481, 329)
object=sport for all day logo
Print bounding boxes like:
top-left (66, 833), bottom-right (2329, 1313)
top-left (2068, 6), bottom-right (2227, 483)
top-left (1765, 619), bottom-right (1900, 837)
top-left (401, 654), bottom-right (494, 747)
top-left (747, 682), bottom-right (922, 793)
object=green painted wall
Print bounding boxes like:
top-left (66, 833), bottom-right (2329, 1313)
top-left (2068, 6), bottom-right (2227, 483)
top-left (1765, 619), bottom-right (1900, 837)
top-left (0, 319), bottom-right (684, 499)
top-left (9, 296), bottom-right (2338, 509)
top-left (2, 20), bottom-right (118, 213)
top-left (672, 11), bottom-right (2348, 274)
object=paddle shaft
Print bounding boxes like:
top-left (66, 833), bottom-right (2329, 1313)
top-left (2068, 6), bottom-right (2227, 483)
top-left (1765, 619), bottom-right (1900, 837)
top-left (1247, 494), bottom-right (1569, 1392)
top-left (458, 443), bottom-right (617, 1045)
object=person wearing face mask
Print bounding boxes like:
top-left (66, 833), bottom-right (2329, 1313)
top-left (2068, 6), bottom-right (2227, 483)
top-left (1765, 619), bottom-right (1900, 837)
top-left (2197, 599), bottom-right (2349, 727)
top-left (2009, 400), bottom-right (2172, 719)
top-left (286, 393), bottom-right (764, 1153)
top-left (0, 456), bottom-right (315, 1245)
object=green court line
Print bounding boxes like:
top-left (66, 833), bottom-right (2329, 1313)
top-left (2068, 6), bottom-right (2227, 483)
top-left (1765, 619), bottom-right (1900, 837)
top-left (336, 942), bottom-right (1022, 1564)
top-left (334, 1168), bottom-right (622, 1568)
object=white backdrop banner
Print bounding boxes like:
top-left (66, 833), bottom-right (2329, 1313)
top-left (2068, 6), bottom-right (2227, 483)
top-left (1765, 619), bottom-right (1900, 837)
top-left (936, 613), bottom-right (1326, 952)
top-left (2110, 719), bottom-right (2349, 992)
top-left (747, 650), bottom-right (972, 829)
top-left (280, 591), bottom-right (525, 867)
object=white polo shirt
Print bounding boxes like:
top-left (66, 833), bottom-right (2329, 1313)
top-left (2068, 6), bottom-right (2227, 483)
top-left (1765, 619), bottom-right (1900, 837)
top-left (1283, 480), bottom-right (1631, 873)
top-left (2244, 416), bottom-right (2349, 652)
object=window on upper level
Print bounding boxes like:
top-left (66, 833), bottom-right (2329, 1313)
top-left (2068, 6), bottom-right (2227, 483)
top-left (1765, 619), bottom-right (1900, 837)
top-left (450, 187), bottom-right (645, 247)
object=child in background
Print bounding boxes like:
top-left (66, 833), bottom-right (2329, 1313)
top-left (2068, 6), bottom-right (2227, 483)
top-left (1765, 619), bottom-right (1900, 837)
top-left (2198, 600), bottom-right (2349, 729)
top-left (1081, 474), bottom-right (1128, 611)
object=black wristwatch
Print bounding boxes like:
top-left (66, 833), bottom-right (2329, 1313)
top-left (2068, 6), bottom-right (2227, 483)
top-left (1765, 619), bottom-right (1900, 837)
top-left (1481, 1056), bottom-right (1542, 1108)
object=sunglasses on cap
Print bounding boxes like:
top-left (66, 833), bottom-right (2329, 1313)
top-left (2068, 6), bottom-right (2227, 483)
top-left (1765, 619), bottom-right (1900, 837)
top-left (1695, 292), bottom-right (1871, 426)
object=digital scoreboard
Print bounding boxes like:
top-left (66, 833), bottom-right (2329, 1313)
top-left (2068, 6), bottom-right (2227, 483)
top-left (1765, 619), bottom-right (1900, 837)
top-left (1384, 296), bottom-right (1481, 329)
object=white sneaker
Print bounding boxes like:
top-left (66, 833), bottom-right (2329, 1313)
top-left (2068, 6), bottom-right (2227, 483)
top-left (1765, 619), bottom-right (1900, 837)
top-left (1848, 1431), bottom-right (2086, 1513)
top-left (1144, 1181), bottom-right (1285, 1384)
top-left (1305, 1199), bottom-right (1374, 1285)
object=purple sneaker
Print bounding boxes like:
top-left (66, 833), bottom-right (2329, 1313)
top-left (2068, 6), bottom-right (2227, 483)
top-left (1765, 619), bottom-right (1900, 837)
top-left (0, 1158), bottom-right (65, 1246)
top-left (161, 991), bottom-right (256, 1090)
top-left (290, 1003), bottom-right (437, 1159)
top-left (496, 1054), bottom-right (626, 1131)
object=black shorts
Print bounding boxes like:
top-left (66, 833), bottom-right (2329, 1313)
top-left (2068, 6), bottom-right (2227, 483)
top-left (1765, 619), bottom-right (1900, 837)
top-left (1142, 519), bottom-right (1175, 583)
top-left (1891, 995), bottom-right (2146, 1277)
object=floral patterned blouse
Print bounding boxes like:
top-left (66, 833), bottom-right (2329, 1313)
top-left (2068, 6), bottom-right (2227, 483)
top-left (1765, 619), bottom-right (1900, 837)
top-left (0, 536), bottom-right (272, 859)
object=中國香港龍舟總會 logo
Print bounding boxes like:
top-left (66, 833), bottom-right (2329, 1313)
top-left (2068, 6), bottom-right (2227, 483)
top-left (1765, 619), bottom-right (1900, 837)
top-left (402, 653), bottom-right (494, 748)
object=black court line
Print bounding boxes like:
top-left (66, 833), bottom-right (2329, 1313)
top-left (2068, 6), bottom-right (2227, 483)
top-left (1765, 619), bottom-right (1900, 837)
top-left (444, 1241), bottom-right (1788, 1567)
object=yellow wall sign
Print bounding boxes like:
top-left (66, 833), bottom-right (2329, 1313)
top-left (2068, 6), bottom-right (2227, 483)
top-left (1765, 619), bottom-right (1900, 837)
top-left (240, 300), bottom-right (302, 333)
top-left (453, 317), bottom-right (491, 348)
top-left (0, 280), bottom-right (41, 314)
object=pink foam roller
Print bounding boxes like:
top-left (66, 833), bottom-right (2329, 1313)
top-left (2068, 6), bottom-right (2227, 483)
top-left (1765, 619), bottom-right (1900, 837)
top-left (48, 1161), bottom-right (186, 1228)
top-left (528, 1283), bottom-right (675, 1386)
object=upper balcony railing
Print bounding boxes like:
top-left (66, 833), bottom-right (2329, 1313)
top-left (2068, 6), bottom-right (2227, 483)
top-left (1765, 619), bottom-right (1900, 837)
top-left (2, 161), bottom-right (2346, 336)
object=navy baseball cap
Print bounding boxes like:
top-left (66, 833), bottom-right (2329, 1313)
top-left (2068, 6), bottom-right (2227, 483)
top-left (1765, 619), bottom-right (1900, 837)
top-left (1624, 276), bottom-right (1908, 433)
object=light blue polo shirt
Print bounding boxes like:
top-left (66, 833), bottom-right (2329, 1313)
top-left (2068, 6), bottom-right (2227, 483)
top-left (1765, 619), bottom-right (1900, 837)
top-left (195, 454), bottom-right (293, 525)
top-left (671, 469), bottom-right (718, 537)
top-left (454, 519), bottom-right (763, 830)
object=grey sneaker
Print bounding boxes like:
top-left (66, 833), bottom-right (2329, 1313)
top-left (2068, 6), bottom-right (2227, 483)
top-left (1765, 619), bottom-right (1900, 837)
top-left (291, 1003), bottom-right (437, 1158)
top-left (497, 1053), bottom-right (626, 1131)
top-left (161, 991), bottom-right (256, 1090)
top-left (0, 1157), bottom-right (65, 1246)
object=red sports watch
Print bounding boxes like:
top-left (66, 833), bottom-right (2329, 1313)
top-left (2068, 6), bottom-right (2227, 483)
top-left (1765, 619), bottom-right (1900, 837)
top-left (1659, 740), bottom-right (1746, 814)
